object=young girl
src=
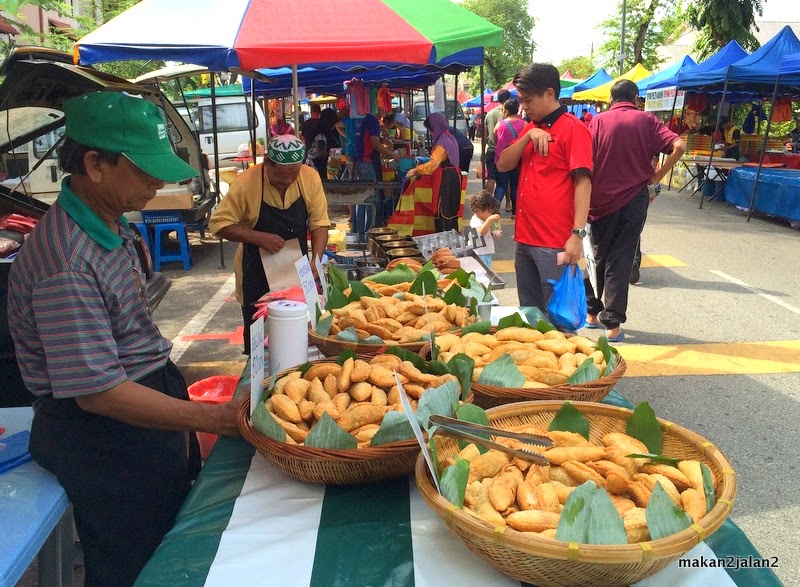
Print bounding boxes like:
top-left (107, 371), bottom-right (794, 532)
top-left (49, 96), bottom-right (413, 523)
top-left (469, 190), bottom-right (503, 268)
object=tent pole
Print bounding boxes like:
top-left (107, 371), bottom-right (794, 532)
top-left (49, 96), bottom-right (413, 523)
top-left (666, 90), bottom-right (680, 188)
top-left (453, 73), bottom-right (458, 129)
top-left (424, 85), bottom-right (431, 150)
top-left (747, 77), bottom-right (780, 222)
top-left (292, 65), bottom-right (300, 138)
top-left (480, 62), bottom-right (486, 189)
top-left (210, 71), bottom-right (225, 269)
top-left (701, 81), bottom-right (727, 210)
top-left (250, 77), bottom-right (258, 156)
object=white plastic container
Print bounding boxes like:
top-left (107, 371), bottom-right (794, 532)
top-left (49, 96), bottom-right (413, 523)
top-left (267, 300), bottom-right (309, 375)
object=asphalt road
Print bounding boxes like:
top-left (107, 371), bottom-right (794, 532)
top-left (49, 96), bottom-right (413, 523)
top-left (19, 152), bottom-right (799, 585)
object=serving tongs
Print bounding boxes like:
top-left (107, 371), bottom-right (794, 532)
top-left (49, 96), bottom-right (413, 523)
top-left (429, 415), bottom-right (553, 466)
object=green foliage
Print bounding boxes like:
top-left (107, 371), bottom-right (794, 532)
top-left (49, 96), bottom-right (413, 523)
top-left (557, 56), bottom-right (596, 79)
top-left (462, 0), bottom-right (534, 90)
top-left (548, 401), bottom-right (591, 439)
top-left (598, 0), bottom-right (684, 74)
top-left (626, 401), bottom-right (663, 454)
top-left (687, 0), bottom-right (763, 59)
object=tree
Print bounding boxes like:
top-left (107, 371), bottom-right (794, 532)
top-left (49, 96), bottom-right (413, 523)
top-left (598, 0), bottom-right (683, 73)
top-left (686, 0), bottom-right (763, 59)
top-left (462, 0), bottom-right (534, 93)
top-left (557, 56), bottom-right (596, 79)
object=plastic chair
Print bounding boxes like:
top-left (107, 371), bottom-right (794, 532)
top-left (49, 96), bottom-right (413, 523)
top-left (152, 222), bottom-right (192, 271)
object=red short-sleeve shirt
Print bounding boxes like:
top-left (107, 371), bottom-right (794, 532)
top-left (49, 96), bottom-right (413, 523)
top-left (515, 108), bottom-right (593, 248)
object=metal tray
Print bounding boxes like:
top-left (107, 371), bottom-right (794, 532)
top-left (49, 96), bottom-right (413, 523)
top-left (412, 228), bottom-right (486, 260)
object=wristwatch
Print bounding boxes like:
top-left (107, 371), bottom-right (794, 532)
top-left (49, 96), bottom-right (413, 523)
top-left (571, 228), bottom-right (587, 239)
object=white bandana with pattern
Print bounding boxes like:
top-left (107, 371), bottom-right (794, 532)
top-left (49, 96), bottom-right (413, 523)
top-left (267, 134), bottom-right (306, 165)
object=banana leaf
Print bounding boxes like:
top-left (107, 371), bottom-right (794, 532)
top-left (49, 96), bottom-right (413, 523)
top-left (416, 381), bottom-right (460, 432)
top-left (567, 358), bottom-right (601, 384)
top-left (555, 481), bottom-right (598, 542)
top-left (335, 326), bottom-right (360, 342)
top-left (336, 350), bottom-right (358, 365)
top-left (370, 410), bottom-right (415, 446)
top-left (327, 264), bottom-right (350, 292)
top-left (304, 412), bottom-right (358, 449)
top-left (426, 360), bottom-right (451, 376)
top-left (548, 400), bottom-right (590, 439)
top-left (626, 453), bottom-right (680, 466)
top-left (595, 336), bottom-right (618, 376)
top-left (626, 401), bottom-right (663, 454)
top-left (428, 436), bottom-right (441, 480)
top-left (325, 287), bottom-right (349, 311)
top-left (587, 488), bottom-right (628, 544)
top-left (443, 282), bottom-right (466, 307)
top-left (497, 312), bottom-right (533, 331)
top-left (347, 281), bottom-right (379, 301)
top-left (410, 270), bottom-right (439, 296)
top-left (448, 353), bottom-right (475, 400)
top-left (646, 482), bottom-right (692, 540)
top-left (477, 354), bottom-right (526, 388)
top-left (362, 264), bottom-right (417, 285)
top-left (387, 346), bottom-right (427, 372)
top-left (297, 362), bottom-right (313, 377)
top-left (316, 312), bottom-right (333, 336)
top-left (251, 400), bottom-right (287, 442)
top-left (444, 267), bottom-right (474, 287)
top-left (461, 319), bottom-right (492, 335)
top-left (455, 403), bottom-right (490, 453)
top-left (701, 462), bottom-right (716, 513)
top-left (535, 319), bottom-right (556, 333)
top-left (440, 457), bottom-right (470, 507)
top-left (360, 335), bottom-right (385, 344)
top-left (520, 306), bottom-right (549, 325)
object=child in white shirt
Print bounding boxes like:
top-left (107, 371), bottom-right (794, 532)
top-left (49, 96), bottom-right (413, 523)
top-left (469, 190), bottom-right (503, 268)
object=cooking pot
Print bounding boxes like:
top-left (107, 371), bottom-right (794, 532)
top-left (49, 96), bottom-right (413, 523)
top-left (368, 227), bottom-right (398, 238)
top-left (380, 239), bottom-right (416, 250)
top-left (355, 255), bottom-right (383, 267)
top-left (328, 263), bottom-right (359, 281)
top-left (385, 247), bottom-right (422, 260)
top-left (358, 265), bottom-right (385, 278)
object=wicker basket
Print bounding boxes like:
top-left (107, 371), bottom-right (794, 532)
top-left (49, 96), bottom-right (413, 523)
top-left (310, 326), bottom-right (437, 358)
top-left (419, 338), bottom-right (627, 408)
top-left (415, 401), bottom-right (737, 587)
top-left (237, 363), bottom-right (422, 485)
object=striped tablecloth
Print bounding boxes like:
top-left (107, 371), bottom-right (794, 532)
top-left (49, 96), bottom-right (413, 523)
top-left (136, 384), bottom-right (783, 586)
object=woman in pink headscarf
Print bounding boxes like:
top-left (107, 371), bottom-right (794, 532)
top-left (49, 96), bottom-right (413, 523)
top-left (406, 112), bottom-right (462, 231)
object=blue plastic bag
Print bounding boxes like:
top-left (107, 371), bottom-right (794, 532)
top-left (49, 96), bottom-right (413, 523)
top-left (547, 265), bottom-right (587, 331)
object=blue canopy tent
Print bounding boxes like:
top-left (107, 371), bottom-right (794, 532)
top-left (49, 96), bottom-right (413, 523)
top-left (636, 55), bottom-right (696, 97)
top-left (462, 87), bottom-right (493, 107)
top-left (650, 41), bottom-right (748, 90)
top-left (560, 68), bottom-right (613, 99)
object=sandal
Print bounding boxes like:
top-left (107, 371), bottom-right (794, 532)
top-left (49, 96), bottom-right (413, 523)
top-left (606, 330), bottom-right (625, 343)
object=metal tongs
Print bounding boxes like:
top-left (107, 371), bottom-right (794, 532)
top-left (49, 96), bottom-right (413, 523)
top-left (429, 415), bottom-right (553, 466)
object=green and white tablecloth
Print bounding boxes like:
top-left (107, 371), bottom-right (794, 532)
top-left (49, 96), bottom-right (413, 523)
top-left (136, 375), bottom-right (783, 587)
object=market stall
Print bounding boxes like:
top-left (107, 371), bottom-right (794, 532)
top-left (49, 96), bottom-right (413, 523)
top-left (134, 355), bottom-right (781, 587)
top-left (571, 64), bottom-right (652, 103)
top-left (724, 166), bottom-right (800, 222)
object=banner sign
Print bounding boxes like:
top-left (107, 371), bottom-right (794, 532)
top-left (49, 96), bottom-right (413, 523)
top-left (645, 86), bottom-right (685, 112)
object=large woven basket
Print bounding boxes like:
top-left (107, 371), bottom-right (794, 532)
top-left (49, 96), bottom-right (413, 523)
top-left (237, 363), bottom-right (422, 485)
top-left (419, 339), bottom-right (627, 408)
top-left (310, 326), bottom-right (442, 358)
top-left (415, 401), bottom-right (737, 587)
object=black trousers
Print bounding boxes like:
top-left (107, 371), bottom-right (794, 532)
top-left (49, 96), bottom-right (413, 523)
top-left (29, 361), bottom-right (200, 587)
top-left (584, 190), bottom-right (649, 329)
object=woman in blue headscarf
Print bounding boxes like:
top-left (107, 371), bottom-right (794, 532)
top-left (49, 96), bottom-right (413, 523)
top-left (406, 112), bottom-right (462, 232)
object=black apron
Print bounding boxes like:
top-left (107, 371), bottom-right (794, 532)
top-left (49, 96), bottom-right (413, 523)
top-left (435, 156), bottom-right (461, 233)
top-left (241, 167), bottom-right (309, 353)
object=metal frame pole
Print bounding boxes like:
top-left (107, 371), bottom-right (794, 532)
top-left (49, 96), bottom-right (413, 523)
top-left (480, 62), bottom-right (486, 189)
top-left (747, 77), bottom-right (780, 221)
top-left (209, 71), bottom-right (225, 268)
top-left (700, 81), bottom-right (728, 209)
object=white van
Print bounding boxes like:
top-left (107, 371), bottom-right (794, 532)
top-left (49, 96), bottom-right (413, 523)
top-left (411, 100), bottom-right (469, 138)
top-left (196, 96), bottom-right (267, 161)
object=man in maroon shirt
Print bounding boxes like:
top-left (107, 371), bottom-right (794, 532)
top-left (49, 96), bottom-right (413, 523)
top-left (584, 80), bottom-right (685, 341)
top-left (498, 63), bottom-right (592, 312)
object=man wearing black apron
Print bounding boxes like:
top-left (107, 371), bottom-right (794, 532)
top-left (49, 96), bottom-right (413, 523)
top-left (210, 134), bottom-right (331, 354)
top-left (7, 92), bottom-right (244, 586)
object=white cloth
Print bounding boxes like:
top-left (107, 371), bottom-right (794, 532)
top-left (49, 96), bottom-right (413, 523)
top-left (470, 214), bottom-right (494, 255)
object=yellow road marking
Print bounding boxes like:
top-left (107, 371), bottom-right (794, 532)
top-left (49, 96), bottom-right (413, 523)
top-left (640, 255), bottom-right (687, 268)
top-left (499, 217), bottom-right (515, 226)
top-left (619, 340), bottom-right (800, 377)
top-left (493, 259), bottom-right (515, 273)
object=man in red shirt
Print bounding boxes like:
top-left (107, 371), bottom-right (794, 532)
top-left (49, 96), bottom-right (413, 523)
top-left (498, 63), bottom-right (592, 312)
top-left (584, 80), bottom-right (685, 341)
top-left (581, 109), bottom-right (593, 125)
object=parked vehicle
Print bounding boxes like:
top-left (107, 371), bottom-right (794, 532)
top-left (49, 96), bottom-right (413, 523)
top-left (0, 47), bottom-right (211, 406)
top-left (411, 100), bottom-right (469, 138)
top-left (196, 95), bottom-right (267, 161)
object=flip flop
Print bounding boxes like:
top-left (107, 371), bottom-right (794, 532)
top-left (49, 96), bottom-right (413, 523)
top-left (584, 321), bottom-right (601, 329)
top-left (606, 330), bottom-right (625, 343)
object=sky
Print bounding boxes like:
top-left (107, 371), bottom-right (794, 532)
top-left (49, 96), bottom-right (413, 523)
top-left (528, 0), bottom-right (800, 67)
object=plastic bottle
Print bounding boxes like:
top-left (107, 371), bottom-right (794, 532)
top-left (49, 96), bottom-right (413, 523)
top-left (267, 300), bottom-right (309, 375)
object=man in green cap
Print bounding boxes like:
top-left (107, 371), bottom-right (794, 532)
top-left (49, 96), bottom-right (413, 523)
top-left (210, 134), bottom-right (330, 354)
top-left (7, 91), bottom-right (244, 587)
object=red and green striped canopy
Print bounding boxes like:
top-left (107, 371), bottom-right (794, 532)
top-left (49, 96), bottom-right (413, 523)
top-left (77, 0), bottom-right (503, 71)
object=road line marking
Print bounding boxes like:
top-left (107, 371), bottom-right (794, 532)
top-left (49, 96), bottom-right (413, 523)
top-left (640, 254), bottom-right (687, 268)
top-left (619, 340), bottom-right (800, 377)
top-left (711, 270), bottom-right (800, 315)
top-left (170, 274), bottom-right (236, 363)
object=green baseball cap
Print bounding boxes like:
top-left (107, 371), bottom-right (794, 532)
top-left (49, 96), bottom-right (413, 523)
top-left (63, 91), bottom-right (198, 183)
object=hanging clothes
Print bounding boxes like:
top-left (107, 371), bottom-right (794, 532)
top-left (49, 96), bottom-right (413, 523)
top-left (346, 80), bottom-right (371, 116)
top-left (376, 85), bottom-right (392, 113)
top-left (771, 96), bottom-right (793, 123)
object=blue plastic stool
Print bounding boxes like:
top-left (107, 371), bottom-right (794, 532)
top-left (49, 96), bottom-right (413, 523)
top-left (132, 222), bottom-right (153, 254)
top-left (152, 222), bottom-right (192, 271)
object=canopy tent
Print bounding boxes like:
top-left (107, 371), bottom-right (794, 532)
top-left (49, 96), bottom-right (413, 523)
top-left (560, 68), bottom-right (613, 99)
top-left (778, 51), bottom-right (800, 84)
top-left (572, 64), bottom-right (651, 102)
top-left (650, 41), bottom-right (748, 90)
top-left (76, 0), bottom-right (503, 71)
top-left (461, 87), bottom-right (494, 107)
top-left (678, 26), bottom-right (800, 89)
top-left (635, 55), bottom-right (696, 97)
